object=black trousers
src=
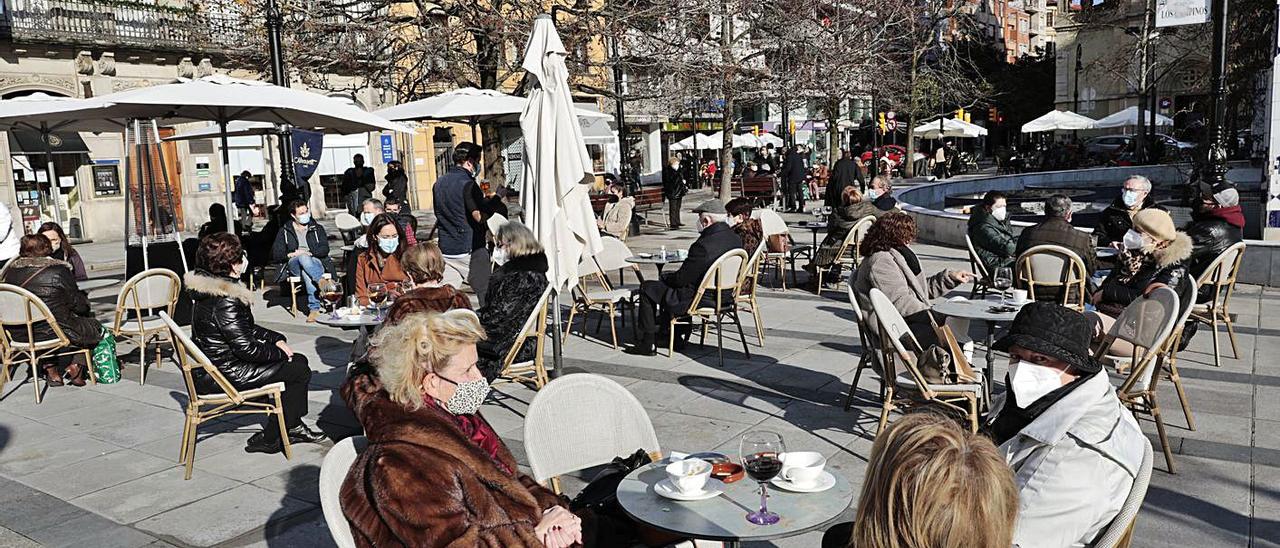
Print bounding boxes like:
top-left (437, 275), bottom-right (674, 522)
top-left (636, 281), bottom-right (691, 346)
top-left (667, 197), bottom-right (682, 228)
top-left (240, 355), bottom-right (312, 440)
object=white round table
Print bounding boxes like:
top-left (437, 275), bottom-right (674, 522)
top-left (626, 253), bottom-right (686, 279)
top-left (931, 296), bottom-right (1025, 400)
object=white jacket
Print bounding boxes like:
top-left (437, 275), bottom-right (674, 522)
top-left (992, 372), bottom-right (1148, 548)
top-left (0, 202), bottom-right (18, 261)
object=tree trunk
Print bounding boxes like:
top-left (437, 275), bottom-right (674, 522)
top-left (718, 1), bottom-right (734, 203)
top-left (825, 97), bottom-right (840, 165)
top-left (904, 52), bottom-right (921, 178)
top-left (481, 123), bottom-right (505, 187)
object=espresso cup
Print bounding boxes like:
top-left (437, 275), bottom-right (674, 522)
top-left (779, 451), bottom-right (827, 488)
top-left (1011, 289), bottom-right (1029, 305)
top-left (666, 458), bottom-right (711, 494)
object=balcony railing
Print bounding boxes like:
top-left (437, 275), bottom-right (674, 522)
top-left (1, 0), bottom-right (245, 51)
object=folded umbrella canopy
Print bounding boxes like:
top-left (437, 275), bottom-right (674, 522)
top-left (520, 14), bottom-right (606, 376)
top-left (1021, 110), bottom-right (1098, 133)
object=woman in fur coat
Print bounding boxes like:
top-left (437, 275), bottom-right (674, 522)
top-left (476, 222), bottom-right (549, 382)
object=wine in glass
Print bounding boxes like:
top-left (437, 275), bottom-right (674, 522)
top-left (740, 430), bottom-right (786, 525)
top-left (368, 283), bottom-right (387, 320)
top-left (322, 288), bottom-right (344, 319)
top-left (993, 267), bottom-right (1013, 303)
top-left (385, 281), bottom-right (401, 300)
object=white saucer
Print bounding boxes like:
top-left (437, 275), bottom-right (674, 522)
top-left (654, 478), bottom-right (725, 501)
top-left (770, 471), bottom-right (836, 493)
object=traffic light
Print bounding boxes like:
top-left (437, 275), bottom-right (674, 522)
top-left (954, 107), bottom-right (965, 120)
top-left (877, 112), bottom-right (887, 134)
top-left (988, 107), bottom-right (997, 120)
top-left (753, 126), bottom-right (760, 137)
top-left (964, 112), bottom-right (971, 123)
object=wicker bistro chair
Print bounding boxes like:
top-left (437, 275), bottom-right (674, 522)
top-left (816, 214), bottom-right (876, 295)
top-left (0, 284), bottom-right (97, 403)
top-left (843, 284), bottom-right (889, 412)
top-left (1190, 242), bottom-right (1246, 368)
top-left (564, 254), bottom-right (633, 349)
top-left (964, 234), bottom-right (993, 298)
top-left (735, 241), bottom-right (768, 345)
top-left (158, 312), bottom-right (292, 480)
top-left (524, 374), bottom-right (661, 494)
top-left (754, 209), bottom-right (812, 290)
top-left (105, 269), bottom-right (181, 385)
top-left (497, 286), bottom-right (554, 389)
top-left (867, 288), bottom-right (984, 434)
top-left (1095, 287), bottom-right (1181, 473)
top-left (1159, 278), bottom-right (1200, 431)
top-left (1015, 244), bottom-right (1089, 311)
top-left (320, 435), bottom-right (366, 548)
top-left (1091, 439), bottom-right (1154, 548)
top-left (669, 249), bottom-right (751, 366)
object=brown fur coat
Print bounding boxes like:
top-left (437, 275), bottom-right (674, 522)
top-left (339, 370), bottom-right (565, 547)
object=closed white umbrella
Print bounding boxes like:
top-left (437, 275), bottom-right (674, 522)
top-left (1094, 106), bottom-right (1173, 129)
top-left (1021, 110), bottom-right (1098, 133)
top-left (520, 14), bottom-right (605, 376)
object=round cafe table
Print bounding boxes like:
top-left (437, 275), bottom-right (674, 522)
top-left (617, 461), bottom-right (855, 547)
top-left (787, 220), bottom-right (828, 250)
top-left (931, 296), bottom-right (1025, 402)
top-left (626, 253), bottom-right (685, 280)
top-left (316, 312), bottom-right (382, 337)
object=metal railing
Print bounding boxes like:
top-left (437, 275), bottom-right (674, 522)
top-left (1, 0), bottom-right (246, 51)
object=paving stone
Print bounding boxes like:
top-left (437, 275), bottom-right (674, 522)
top-left (37, 398), bottom-right (184, 449)
top-left (24, 511), bottom-right (158, 548)
top-left (0, 433), bottom-right (120, 478)
top-left (249, 463), bottom-right (322, 505)
top-left (17, 448), bottom-right (174, 500)
top-left (228, 508), bottom-right (337, 548)
top-left (191, 440), bottom-right (330, 484)
top-left (71, 466), bottom-right (241, 524)
top-left (135, 484), bottom-right (314, 547)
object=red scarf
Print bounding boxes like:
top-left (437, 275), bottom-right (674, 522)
top-left (429, 399), bottom-right (511, 476)
top-left (1206, 205), bottom-right (1245, 229)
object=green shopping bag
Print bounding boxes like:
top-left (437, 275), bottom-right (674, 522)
top-left (91, 327), bottom-right (120, 384)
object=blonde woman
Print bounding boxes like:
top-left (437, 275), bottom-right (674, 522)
top-left (340, 310), bottom-right (583, 547)
top-left (821, 412), bottom-right (1018, 548)
top-left (476, 222), bottom-right (548, 381)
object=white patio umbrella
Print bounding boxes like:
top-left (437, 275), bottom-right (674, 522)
top-left (1093, 106), bottom-right (1173, 129)
top-left (376, 86), bottom-right (608, 131)
top-left (737, 133), bottom-right (763, 148)
top-left (913, 117), bottom-right (983, 139)
top-left (1021, 110), bottom-right (1097, 133)
top-left (519, 14), bottom-right (605, 376)
top-left (671, 132), bottom-right (722, 150)
top-left (163, 120), bottom-right (276, 141)
top-left (954, 118), bottom-right (989, 137)
top-left (757, 132), bottom-right (785, 148)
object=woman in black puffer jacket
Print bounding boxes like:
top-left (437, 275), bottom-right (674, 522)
top-left (186, 233), bottom-right (325, 455)
top-left (477, 222), bottom-right (549, 382)
top-left (1, 234), bottom-right (101, 385)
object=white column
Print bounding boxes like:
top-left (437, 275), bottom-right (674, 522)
top-left (1266, 7), bottom-right (1280, 241)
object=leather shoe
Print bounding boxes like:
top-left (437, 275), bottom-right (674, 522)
top-left (623, 344), bottom-right (657, 356)
top-left (244, 431), bottom-right (283, 454)
top-left (287, 424), bottom-right (327, 444)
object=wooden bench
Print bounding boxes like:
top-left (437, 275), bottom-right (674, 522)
top-left (633, 186), bottom-right (669, 226)
top-left (715, 175), bottom-right (778, 205)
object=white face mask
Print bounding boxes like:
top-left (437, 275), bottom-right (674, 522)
top-left (360, 212), bottom-right (375, 225)
top-left (233, 255), bottom-right (249, 277)
top-left (491, 247), bottom-right (508, 266)
top-left (1121, 190), bottom-right (1141, 208)
top-left (1122, 229), bottom-right (1146, 251)
top-left (991, 207), bottom-right (1008, 221)
top-left (866, 188), bottom-right (880, 201)
top-left (1008, 359), bottom-right (1064, 408)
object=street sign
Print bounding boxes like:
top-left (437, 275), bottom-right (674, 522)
top-left (1159, 97), bottom-right (1173, 109)
top-left (886, 111), bottom-right (896, 120)
top-left (380, 134), bottom-right (394, 163)
top-left (1156, 0), bottom-right (1209, 27)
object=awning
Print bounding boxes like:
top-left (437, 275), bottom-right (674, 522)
top-left (6, 130), bottom-right (90, 154)
top-left (580, 116), bottom-right (616, 144)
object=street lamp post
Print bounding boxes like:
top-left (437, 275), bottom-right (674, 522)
top-left (1202, 0), bottom-right (1230, 188)
top-left (1073, 43), bottom-right (1082, 140)
top-left (265, 0), bottom-right (296, 198)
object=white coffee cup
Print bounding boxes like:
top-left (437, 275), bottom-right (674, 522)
top-left (779, 451), bottom-right (827, 488)
top-left (665, 458), bottom-right (712, 494)
top-left (1011, 289), bottom-right (1029, 305)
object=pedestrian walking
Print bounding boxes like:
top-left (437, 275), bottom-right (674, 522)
top-left (232, 170), bottom-right (255, 230)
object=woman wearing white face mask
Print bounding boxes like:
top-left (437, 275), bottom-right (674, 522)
top-left (966, 190), bottom-right (1016, 273)
top-left (986, 302), bottom-right (1147, 548)
top-left (1088, 208), bottom-right (1192, 355)
top-left (340, 310), bottom-right (591, 547)
top-left (476, 222), bottom-right (548, 382)
top-left (355, 214), bottom-right (409, 306)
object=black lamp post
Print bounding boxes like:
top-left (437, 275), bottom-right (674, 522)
top-left (265, 0), bottom-right (296, 197)
top-left (1202, 0), bottom-right (1230, 188)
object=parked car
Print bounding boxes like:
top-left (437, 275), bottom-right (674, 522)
top-left (860, 144), bottom-right (906, 165)
top-left (1085, 134), bottom-right (1195, 162)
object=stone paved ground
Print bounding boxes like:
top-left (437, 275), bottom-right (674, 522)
top-left (1, 194), bottom-right (1277, 547)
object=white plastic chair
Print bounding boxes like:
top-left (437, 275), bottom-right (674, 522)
top-left (1190, 241), bottom-right (1245, 368)
top-left (320, 435), bottom-right (366, 548)
top-left (867, 288), bottom-right (983, 434)
top-left (1015, 244), bottom-right (1089, 311)
top-left (524, 373), bottom-right (661, 494)
top-left (843, 283), bottom-right (887, 411)
top-left (565, 251), bottom-right (633, 349)
top-left (334, 213), bottom-right (362, 244)
top-left (498, 286), bottom-right (554, 389)
top-left (1090, 439), bottom-right (1154, 548)
top-left (595, 237), bottom-right (644, 287)
top-left (105, 268), bottom-right (182, 385)
top-left (753, 209), bottom-right (809, 289)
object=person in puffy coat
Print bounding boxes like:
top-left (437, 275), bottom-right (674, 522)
top-left (1, 234), bottom-right (100, 386)
top-left (476, 221), bottom-right (549, 381)
top-left (186, 233), bottom-right (326, 454)
top-left (966, 191), bottom-right (1016, 273)
top-left (1183, 182), bottom-right (1244, 286)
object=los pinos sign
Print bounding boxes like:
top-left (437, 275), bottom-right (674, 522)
top-left (1156, 0), bottom-right (1209, 28)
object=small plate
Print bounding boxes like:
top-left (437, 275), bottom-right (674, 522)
top-left (770, 471), bottom-right (836, 493)
top-left (654, 478), bottom-right (725, 501)
top-left (637, 253), bottom-right (653, 259)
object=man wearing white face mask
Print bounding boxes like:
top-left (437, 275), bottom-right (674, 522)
top-left (1096, 174), bottom-right (1164, 248)
top-left (966, 190), bottom-right (1016, 273)
top-left (986, 302), bottom-right (1148, 548)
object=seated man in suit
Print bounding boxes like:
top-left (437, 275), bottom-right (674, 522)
top-left (626, 199), bottom-right (744, 356)
top-left (1015, 193), bottom-right (1098, 303)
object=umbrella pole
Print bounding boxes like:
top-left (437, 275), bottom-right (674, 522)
top-left (219, 119), bottom-right (236, 233)
top-left (548, 226), bottom-right (563, 379)
top-left (40, 123), bottom-right (64, 227)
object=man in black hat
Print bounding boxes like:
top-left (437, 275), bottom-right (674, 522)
top-left (986, 302), bottom-right (1147, 548)
top-left (626, 199), bottom-right (743, 355)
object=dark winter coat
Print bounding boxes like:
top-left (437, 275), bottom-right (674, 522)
top-left (825, 158), bottom-right (859, 208)
top-left (662, 165), bottom-right (685, 200)
top-left (1095, 195), bottom-right (1165, 248)
top-left (340, 370), bottom-right (564, 548)
top-left (967, 208), bottom-right (1017, 272)
top-left (647, 222), bottom-right (743, 313)
top-left (1184, 208), bottom-right (1244, 279)
top-left (1015, 216), bottom-right (1098, 276)
top-left (815, 201), bottom-right (881, 266)
top-left (782, 150), bottom-right (807, 186)
top-left (50, 247), bottom-right (88, 281)
top-left (341, 166), bottom-right (376, 197)
top-left (477, 252), bottom-right (550, 382)
top-left (0, 256), bottom-right (100, 348)
top-left (1097, 233), bottom-right (1194, 318)
top-left (381, 170), bottom-right (409, 206)
top-left (271, 220), bottom-right (331, 262)
top-left (185, 269), bottom-right (291, 392)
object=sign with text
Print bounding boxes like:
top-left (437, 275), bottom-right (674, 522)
top-left (380, 134), bottom-right (394, 163)
top-left (1156, 0), bottom-right (1209, 27)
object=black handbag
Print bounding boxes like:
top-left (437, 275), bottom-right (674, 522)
top-left (569, 448), bottom-right (652, 513)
